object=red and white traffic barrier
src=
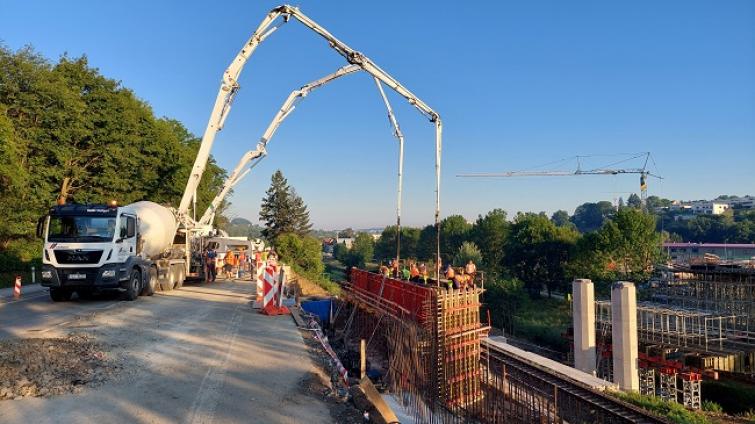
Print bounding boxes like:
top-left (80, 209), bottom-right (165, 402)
top-left (255, 259), bottom-right (264, 303)
top-left (13, 275), bottom-right (21, 299)
top-left (260, 265), bottom-right (289, 316)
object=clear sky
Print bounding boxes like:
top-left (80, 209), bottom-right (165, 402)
top-left (2, 1), bottom-right (753, 229)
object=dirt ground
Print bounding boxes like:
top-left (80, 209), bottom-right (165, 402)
top-left (0, 334), bottom-right (120, 400)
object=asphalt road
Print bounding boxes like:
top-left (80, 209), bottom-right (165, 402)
top-left (0, 280), bottom-right (333, 423)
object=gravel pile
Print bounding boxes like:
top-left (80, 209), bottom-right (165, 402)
top-left (0, 333), bottom-right (118, 400)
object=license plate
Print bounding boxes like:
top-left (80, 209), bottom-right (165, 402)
top-left (68, 273), bottom-right (86, 280)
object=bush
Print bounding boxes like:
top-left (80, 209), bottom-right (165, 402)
top-left (275, 233), bottom-right (324, 276)
top-left (614, 391), bottom-right (709, 424)
top-left (702, 379), bottom-right (755, 414)
top-left (276, 232), bottom-right (340, 295)
top-left (701, 400), bottom-right (723, 413)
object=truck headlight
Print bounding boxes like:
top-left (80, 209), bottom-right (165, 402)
top-left (102, 270), bottom-right (116, 278)
top-left (42, 270), bottom-right (52, 279)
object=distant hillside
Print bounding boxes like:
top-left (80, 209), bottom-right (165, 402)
top-left (230, 217), bottom-right (253, 226)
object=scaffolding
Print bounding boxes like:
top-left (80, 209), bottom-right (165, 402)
top-left (595, 300), bottom-right (754, 353)
top-left (639, 367), bottom-right (656, 397)
top-left (659, 368), bottom-right (677, 403)
top-left (681, 372), bottom-right (702, 410)
top-left (654, 264), bottom-right (755, 330)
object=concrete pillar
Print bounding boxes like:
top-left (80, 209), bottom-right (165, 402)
top-left (611, 281), bottom-right (639, 391)
top-left (572, 279), bottom-right (596, 374)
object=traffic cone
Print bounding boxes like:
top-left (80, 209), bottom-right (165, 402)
top-left (13, 275), bottom-right (21, 299)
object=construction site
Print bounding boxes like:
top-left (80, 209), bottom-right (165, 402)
top-left (1, 2), bottom-right (754, 424)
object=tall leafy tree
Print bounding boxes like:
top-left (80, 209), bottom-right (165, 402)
top-left (259, 170), bottom-right (311, 243)
top-left (627, 193), bottom-right (642, 209)
top-left (550, 210), bottom-right (570, 227)
top-left (504, 213), bottom-right (579, 296)
top-left (374, 225), bottom-right (420, 262)
top-left (570, 201), bottom-right (615, 233)
top-left (440, 215), bottom-right (472, 263)
top-left (471, 209), bottom-right (509, 278)
top-left (0, 46), bottom-right (227, 262)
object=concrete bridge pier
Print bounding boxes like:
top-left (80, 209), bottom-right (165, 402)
top-left (611, 281), bottom-right (639, 392)
top-left (572, 279), bottom-right (596, 375)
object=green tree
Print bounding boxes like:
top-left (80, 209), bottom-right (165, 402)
top-left (349, 233), bottom-right (375, 268)
top-left (416, 224), bottom-right (437, 261)
top-left (570, 208), bottom-right (661, 282)
top-left (0, 46), bottom-right (227, 263)
top-left (453, 241), bottom-right (482, 267)
top-left (627, 193), bottom-right (642, 209)
top-left (333, 242), bottom-right (350, 263)
top-left (275, 232), bottom-right (324, 276)
top-left (646, 196), bottom-right (672, 210)
top-left (374, 226), bottom-right (420, 262)
top-left (550, 210), bottom-right (570, 227)
top-left (471, 209), bottom-right (509, 278)
top-left (570, 201), bottom-right (615, 233)
top-left (259, 170), bottom-right (311, 243)
top-left (504, 213), bottom-right (579, 296)
top-left (440, 215), bottom-right (472, 263)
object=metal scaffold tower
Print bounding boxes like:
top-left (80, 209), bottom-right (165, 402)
top-left (681, 372), bottom-right (702, 410)
top-left (639, 366), bottom-right (656, 397)
top-left (659, 368), bottom-right (678, 403)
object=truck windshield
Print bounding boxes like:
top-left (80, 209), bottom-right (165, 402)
top-left (47, 216), bottom-right (117, 242)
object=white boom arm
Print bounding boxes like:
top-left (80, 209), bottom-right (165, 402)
top-left (181, 4), bottom-right (443, 277)
top-left (199, 143), bottom-right (266, 226)
top-left (199, 64), bottom-right (361, 225)
top-left (373, 78), bottom-right (405, 266)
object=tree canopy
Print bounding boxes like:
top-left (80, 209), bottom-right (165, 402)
top-left (0, 46), bottom-right (226, 263)
top-left (259, 170), bottom-right (312, 243)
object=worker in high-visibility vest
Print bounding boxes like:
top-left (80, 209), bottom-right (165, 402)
top-left (409, 262), bottom-right (420, 283)
top-left (224, 250), bottom-right (236, 279)
top-left (238, 251), bottom-right (247, 276)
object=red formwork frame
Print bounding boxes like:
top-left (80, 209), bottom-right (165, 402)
top-left (350, 269), bottom-right (433, 325)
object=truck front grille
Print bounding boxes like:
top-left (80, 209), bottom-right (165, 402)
top-left (54, 250), bottom-right (103, 265)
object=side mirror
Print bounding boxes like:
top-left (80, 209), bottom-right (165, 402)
top-left (36, 216), bottom-right (47, 239)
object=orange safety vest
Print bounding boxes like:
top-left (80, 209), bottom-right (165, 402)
top-left (410, 266), bottom-right (420, 278)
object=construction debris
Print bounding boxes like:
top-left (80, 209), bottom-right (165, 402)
top-left (0, 333), bottom-right (119, 400)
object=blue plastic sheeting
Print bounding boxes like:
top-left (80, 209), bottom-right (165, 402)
top-left (302, 299), bottom-right (332, 326)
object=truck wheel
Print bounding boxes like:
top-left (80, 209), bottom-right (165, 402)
top-left (141, 267), bottom-right (157, 296)
top-left (174, 265), bottom-right (185, 289)
top-left (122, 269), bottom-right (140, 301)
top-left (50, 287), bottom-right (73, 302)
top-left (160, 269), bottom-right (175, 292)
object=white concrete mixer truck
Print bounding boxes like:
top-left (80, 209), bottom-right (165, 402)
top-left (37, 201), bottom-right (194, 301)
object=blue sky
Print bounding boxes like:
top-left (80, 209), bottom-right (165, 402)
top-left (2, 1), bottom-right (753, 229)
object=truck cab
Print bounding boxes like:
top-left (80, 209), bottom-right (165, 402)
top-left (38, 203), bottom-right (148, 301)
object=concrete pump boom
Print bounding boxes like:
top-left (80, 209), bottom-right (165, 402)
top-left (199, 64), bottom-right (361, 226)
top-left (179, 4), bottom-right (442, 277)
